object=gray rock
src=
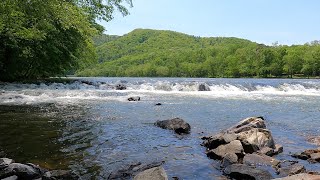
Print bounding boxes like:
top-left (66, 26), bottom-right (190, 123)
top-left (278, 163), bottom-right (305, 177)
top-left (108, 161), bottom-right (164, 180)
top-left (115, 84), bottom-right (126, 90)
top-left (198, 84), bottom-right (210, 91)
top-left (291, 149), bottom-right (320, 162)
top-left (273, 173), bottom-right (320, 180)
top-left (259, 147), bottom-right (274, 156)
top-left (133, 166), bottom-right (168, 180)
top-left (227, 117), bottom-right (266, 134)
top-left (237, 128), bottom-right (275, 151)
top-left (221, 153), bottom-right (238, 168)
top-left (207, 140), bottom-right (244, 160)
top-left (201, 133), bottom-right (226, 150)
top-left (223, 164), bottom-right (273, 180)
top-left (43, 170), bottom-right (78, 180)
top-left (243, 153), bottom-right (280, 167)
top-left (128, 96), bottom-right (141, 101)
top-left (155, 118), bottom-right (191, 134)
top-left (0, 158), bottom-right (14, 169)
top-left (1, 163), bottom-right (40, 179)
top-left (1, 175), bottom-right (18, 180)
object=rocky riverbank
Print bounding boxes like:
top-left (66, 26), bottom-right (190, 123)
top-left (201, 116), bottom-right (320, 180)
top-left (0, 158), bottom-right (77, 180)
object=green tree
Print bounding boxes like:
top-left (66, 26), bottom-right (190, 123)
top-left (0, 0), bottom-right (131, 81)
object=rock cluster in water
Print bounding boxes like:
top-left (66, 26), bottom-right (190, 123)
top-left (201, 116), bottom-right (320, 180)
top-left (0, 158), bottom-right (77, 180)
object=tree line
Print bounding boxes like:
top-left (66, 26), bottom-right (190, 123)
top-left (78, 29), bottom-right (320, 78)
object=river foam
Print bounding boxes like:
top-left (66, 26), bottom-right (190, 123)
top-left (0, 78), bottom-right (319, 105)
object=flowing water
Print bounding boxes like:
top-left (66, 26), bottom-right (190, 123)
top-left (0, 77), bottom-right (320, 179)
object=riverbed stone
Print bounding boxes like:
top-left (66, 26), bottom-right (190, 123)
top-left (43, 170), bottom-right (78, 180)
top-left (108, 161), bottom-right (164, 179)
top-left (227, 117), bottom-right (266, 134)
top-left (0, 158), bottom-right (14, 169)
top-left (243, 153), bottom-right (280, 167)
top-left (155, 118), bottom-right (191, 134)
top-left (259, 147), bottom-right (274, 156)
top-left (221, 153), bottom-right (238, 168)
top-left (1, 163), bottom-right (40, 179)
top-left (128, 96), bottom-right (140, 101)
top-left (207, 140), bottom-right (244, 160)
top-left (133, 166), bottom-right (168, 180)
top-left (1, 175), bottom-right (18, 180)
top-left (273, 173), bottom-right (320, 180)
top-left (115, 83), bottom-right (126, 90)
top-left (198, 84), bottom-right (210, 91)
top-left (223, 164), bottom-right (273, 180)
top-left (278, 163), bottom-right (305, 177)
top-left (291, 148), bottom-right (320, 162)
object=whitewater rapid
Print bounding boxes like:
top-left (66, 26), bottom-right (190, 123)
top-left (0, 78), bottom-right (319, 105)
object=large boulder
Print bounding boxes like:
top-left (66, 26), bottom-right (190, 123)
top-left (206, 140), bottom-right (244, 160)
top-left (133, 166), bottom-right (168, 180)
top-left (223, 164), bottom-right (273, 180)
top-left (226, 117), bottom-right (266, 134)
top-left (155, 118), bottom-right (191, 134)
top-left (203, 117), bottom-right (277, 155)
top-left (237, 128), bottom-right (275, 153)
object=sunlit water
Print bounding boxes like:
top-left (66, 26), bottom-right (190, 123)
top-left (0, 78), bottom-right (320, 179)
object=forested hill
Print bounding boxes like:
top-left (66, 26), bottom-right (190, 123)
top-left (78, 29), bottom-right (320, 78)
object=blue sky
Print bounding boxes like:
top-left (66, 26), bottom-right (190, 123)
top-left (101, 0), bottom-right (320, 45)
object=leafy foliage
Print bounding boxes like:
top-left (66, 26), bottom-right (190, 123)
top-left (0, 0), bottom-right (131, 81)
top-left (79, 29), bottom-right (320, 78)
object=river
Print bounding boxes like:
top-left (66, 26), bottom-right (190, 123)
top-left (0, 77), bottom-right (320, 179)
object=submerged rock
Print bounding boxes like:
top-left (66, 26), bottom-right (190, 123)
top-left (115, 83), bottom-right (127, 90)
top-left (128, 96), bottom-right (141, 101)
top-left (198, 83), bottom-right (210, 91)
top-left (133, 166), bottom-right (168, 180)
top-left (155, 118), bottom-right (191, 134)
top-left (223, 164), bottom-right (273, 180)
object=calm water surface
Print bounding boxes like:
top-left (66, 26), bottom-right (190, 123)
top-left (0, 78), bottom-right (320, 179)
